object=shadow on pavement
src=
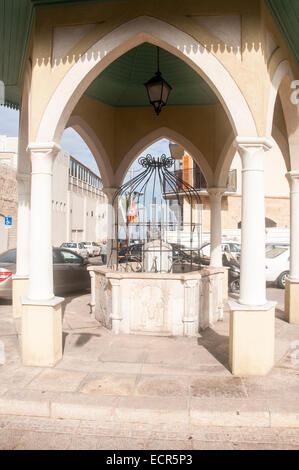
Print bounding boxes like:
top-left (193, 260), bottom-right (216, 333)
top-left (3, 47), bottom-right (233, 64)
top-left (197, 328), bottom-right (230, 371)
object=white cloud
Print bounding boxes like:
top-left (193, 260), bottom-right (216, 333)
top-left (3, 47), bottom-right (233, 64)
top-left (0, 107), bottom-right (175, 179)
top-left (61, 127), bottom-right (100, 176)
top-left (0, 106), bottom-right (19, 136)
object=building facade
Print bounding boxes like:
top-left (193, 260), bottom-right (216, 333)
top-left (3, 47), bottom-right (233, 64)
top-left (52, 150), bottom-right (107, 246)
top-left (0, 136), bottom-right (18, 252)
top-left (169, 141), bottom-right (290, 234)
top-left (0, 136), bottom-right (108, 251)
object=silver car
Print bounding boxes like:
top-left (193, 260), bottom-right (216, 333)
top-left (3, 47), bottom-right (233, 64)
top-left (60, 242), bottom-right (89, 258)
top-left (0, 248), bottom-right (91, 300)
top-left (83, 241), bottom-right (100, 257)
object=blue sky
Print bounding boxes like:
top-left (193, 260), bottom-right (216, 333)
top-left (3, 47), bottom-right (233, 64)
top-left (0, 105), bottom-right (172, 178)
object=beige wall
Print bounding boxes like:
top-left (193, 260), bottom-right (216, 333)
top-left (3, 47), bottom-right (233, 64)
top-left (200, 193), bottom-right (289, 232)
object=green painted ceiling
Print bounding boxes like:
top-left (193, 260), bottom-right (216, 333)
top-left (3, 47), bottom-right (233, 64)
top-left (85, 43), bottom-right (219, 107)
top-left (0, 0), bottom-right (299, 109)
top-left (266, 0), bottom-right (299, 65)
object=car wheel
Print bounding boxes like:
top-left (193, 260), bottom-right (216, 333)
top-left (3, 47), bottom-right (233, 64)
top-left (277, 271), bottom-right (289, 289)
top-left (230, 279), bottom-right (240, 293)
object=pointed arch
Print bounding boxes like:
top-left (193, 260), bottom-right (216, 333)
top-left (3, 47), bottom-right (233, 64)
top-left (114, 127), bottom-right (214, 187)
top-left (36, 16), bottom-right (257, 144)
top-left (66, 114), bottom-right (114, 187)
top-left (266, 59), bottom-right (299, 170)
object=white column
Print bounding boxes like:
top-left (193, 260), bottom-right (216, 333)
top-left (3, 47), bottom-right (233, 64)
top-left (236, 137), bottom-right (272, 307)
top-left (15, 173), bottom-right (30, 277)
top-left (103, 187), bottom-right (118, 266)
top-left (208, 188), bottom-right (226, 267)
top-left (286, 171), bottom-right (299, 282)
top-left (12, 173), bottom-right (31, 318)
top-left (27, 142), bottom-right (61, 301)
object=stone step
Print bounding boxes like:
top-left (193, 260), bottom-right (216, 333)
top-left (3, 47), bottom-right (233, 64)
top-left (0, 389), bottom-right (298, 430)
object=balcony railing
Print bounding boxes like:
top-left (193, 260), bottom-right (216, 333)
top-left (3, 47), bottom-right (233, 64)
top-left (163, 168), bottom-right (237, 194)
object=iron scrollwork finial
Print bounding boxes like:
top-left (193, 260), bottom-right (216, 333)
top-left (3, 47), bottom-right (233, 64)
top-left (138, 154), bottom-right (174, 169)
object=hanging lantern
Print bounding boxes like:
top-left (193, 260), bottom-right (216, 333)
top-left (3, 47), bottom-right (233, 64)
top-left (144, 47), bottom-right (172, 116)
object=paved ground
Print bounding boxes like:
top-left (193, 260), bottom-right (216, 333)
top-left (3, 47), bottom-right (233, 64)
top-left (1, 415), bottom-right (299, 450)
top-left (0, 287), bottom-right (299, 450)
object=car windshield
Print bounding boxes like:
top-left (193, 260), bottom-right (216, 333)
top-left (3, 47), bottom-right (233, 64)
top-left (266, 248), bottom-right (288, 259)
top-left (62, 243), bottom-right (77, 248)
top-left (228, 244), bottom-right (241, 253)
top-left (60, 250), bottom-right (82, 264)
top-left (0, 249), bottom-right (16, 263)
top-left (84, 242), bottom-right (91, 246)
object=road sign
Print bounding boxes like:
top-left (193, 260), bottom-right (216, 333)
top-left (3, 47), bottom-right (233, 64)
top-left (4, 217), bottom-right (12, 229)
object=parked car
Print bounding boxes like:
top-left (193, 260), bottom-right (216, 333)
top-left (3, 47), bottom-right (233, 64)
top-left (83, 241), bottom-right (100, 257)
top-left (266, 243), bottom-right (289, 252)
top-left (60, 242), bottom-right (88, 258)
top-left (197, 241), bottom-right (241, 266)
top-left (265, 246), bottom-right (290, 288)
top-left (0, 248), bottom-right (91, 300)
top-left (118, 243), bottom-right (201, 272)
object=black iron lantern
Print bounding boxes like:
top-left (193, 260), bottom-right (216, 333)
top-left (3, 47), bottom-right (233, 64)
top-left (144, 47), bottom-right (172, 116)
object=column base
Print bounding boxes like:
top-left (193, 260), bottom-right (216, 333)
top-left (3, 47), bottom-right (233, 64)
top-left (285, 279), bottom-right (299, 325)
top-left (21, 296), bottom-right (64, 367)
top-left (229, 301), bottom-right (276, 376)
top-left (12, 276), bottom-right (29, 319)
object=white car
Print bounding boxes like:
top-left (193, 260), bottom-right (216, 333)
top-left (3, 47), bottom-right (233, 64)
top-left (265, 246), bottom-right (290, 288)
top-left (60, 242), bottom-right (89, 259)
top-left (200, 241), bottom-right (241, 259)
top-left (83, 241), bottom-right (100, 257)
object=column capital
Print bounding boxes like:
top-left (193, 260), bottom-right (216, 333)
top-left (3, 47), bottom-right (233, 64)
top-left (102, 187), bottom-right (119, 203)
top-left (235, 137), bottom-right (272, 172)
top-left (207, 187), bottom-right (226, 200)
top-left (109, 278), bottom-right (120, 287)
top-left (286, 171), bottom-right (299, 193)
top-left (184, 279), bottom-right (198, 289)
top-left (27, 142), bottom-right (61, 175)
top-left (16, 172), bottom-right (31, 196)
top-left (27, 142), bottom-right (61, 157)
top-left (234, 137), bottom-right (273, 152)
top-left (16, 172), bottom-right (30, 182)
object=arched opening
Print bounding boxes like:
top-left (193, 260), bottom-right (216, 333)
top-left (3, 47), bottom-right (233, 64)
top-left (36, 16), bottom-right (257, 144)
top-left (116, 138), bottom-right (206, 269)
top-left (52, 127), bottom-right (108, 246)
top-left (267, 60), bottom-right (299, 171)
top-left (115, 127), bottom-right (214, 188)
top-left (61, 127), bottom-right (101, 177)
top-left (215, 123), bottom-right (290, 242)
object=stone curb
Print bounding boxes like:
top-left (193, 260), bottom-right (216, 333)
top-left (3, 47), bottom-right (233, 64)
top-left (0, 393), bottom-right (298, 429)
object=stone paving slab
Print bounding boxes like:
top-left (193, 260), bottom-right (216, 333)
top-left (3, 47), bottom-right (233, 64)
top-left (0, 414), bottom-right (299, 449)
top-left (0, 291), bottom-right (299, 434)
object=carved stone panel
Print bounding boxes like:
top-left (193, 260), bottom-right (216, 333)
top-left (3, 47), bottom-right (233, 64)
top-left (130, 282), bottom-right (171, 334)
